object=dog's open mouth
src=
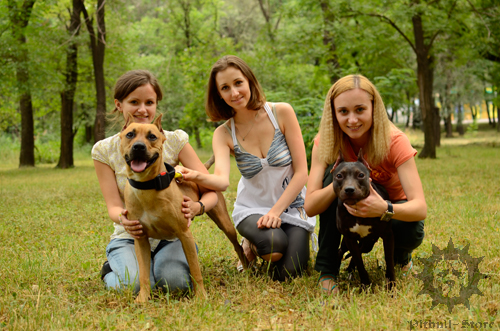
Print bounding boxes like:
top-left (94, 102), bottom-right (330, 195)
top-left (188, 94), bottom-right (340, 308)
top-left (126, 153), bottom-right (159, 173)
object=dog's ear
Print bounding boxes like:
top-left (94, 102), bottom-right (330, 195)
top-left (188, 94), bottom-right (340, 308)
top-left (121, 113), bottom-right (134, 132)
top-left (330, 151), bottom-right (344, 173)
top-left (153, 114), bottom-right (165, 135)
top-left (357, 148), bottom-right (373, 172)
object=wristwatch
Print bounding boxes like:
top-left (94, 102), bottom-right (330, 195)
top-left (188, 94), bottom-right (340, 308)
top-left (380, 200), bottom-right (395, 222)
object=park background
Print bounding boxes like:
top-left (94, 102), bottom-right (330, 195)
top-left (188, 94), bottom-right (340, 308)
top-left (1, 0), bottom-right (500, 330)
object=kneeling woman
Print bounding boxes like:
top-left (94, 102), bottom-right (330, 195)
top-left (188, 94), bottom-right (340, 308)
top-left (92, 70), bottom-right (217, 295)
top-left (177, 55), bottom-right (316, 281)
top-left (304, 74), bottom-right (427, 294)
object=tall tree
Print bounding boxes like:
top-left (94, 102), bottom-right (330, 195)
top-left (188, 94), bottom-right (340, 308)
top-left (57, 0), bottom-right (83, 168)
top-left (470, 0), bottom-right (500, 131)
top-left (354, 0), bottom-right (466, 158)
top-left (81, 0), bottom-right (106, 143)
top-left (8, 0), bottom-right (36, 167)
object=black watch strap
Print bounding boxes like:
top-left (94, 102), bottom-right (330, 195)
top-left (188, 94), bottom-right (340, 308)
top-left (386, 200), bottom-right (393, 213)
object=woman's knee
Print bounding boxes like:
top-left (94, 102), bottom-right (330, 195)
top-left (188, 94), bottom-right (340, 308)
top-left (105, 239), bottom-right (142, 292)
top-left (152, 240), bottom-right (193, 293)
top-left (256, 230), bottom-right (289, 256)
top-left (154, 266), bottom-right (192, 293)
top-left (104, 269), bottom-right (141, 294)
top-left (392, 220), bottom-right (425, 250)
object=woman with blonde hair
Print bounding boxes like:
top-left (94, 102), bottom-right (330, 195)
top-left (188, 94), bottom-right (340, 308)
top-left (304, 74), bottom-right (427, 294)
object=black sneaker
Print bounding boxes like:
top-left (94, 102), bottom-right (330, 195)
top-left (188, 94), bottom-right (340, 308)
top-left (100, 261), bottom-right (112, 280)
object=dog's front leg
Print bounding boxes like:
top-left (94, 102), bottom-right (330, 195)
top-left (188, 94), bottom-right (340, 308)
top-left (177, 231), bottom-right (207, 298)
top-left (134, 237), bottom-right (152, 303)
top-left (344, 237), bottom-right (371, 286)
top-left (207, 191), bottom-right (249, 269)
top-left (337, 238), bottom-right (349, 272)
top-left (382, 228), bottom-right (396, 290)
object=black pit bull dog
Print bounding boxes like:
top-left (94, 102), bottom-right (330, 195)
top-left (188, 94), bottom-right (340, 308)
top-left (331, 150), bottom-right (396, 289)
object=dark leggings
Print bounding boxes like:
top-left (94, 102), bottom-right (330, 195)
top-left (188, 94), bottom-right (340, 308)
top-left (314, 163), bottom-right (425, 276)
top-left (237, 214), bottom-right (310, 282)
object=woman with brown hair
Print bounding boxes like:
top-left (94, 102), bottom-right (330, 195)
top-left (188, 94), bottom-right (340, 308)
top-left (177, 55), bottom-right (316, 281)
top-left (305, 74), bottom-right (427, 294)
top-left (92, 70), bottom-right (217, 295)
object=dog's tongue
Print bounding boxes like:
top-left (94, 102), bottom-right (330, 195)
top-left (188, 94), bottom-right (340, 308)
top-left (131, 160), bottom-right (148, 172)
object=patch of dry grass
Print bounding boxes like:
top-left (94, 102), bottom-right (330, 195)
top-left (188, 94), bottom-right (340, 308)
top-left (0, 129), bottom-right (499, 330)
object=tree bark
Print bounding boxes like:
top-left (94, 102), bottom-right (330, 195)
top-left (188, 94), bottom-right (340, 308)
top-left (456, 101), bottom-right (464, 136)
top-left (444, 113), bottom-right (453, 137)
top-left (8, 0), bottom-right (37, 167)
top-left (57, 0), bottom-right (83, 169)
top-left (81, 0), bottom-right (106, 143)
top-left (497, 104), bottom-right (500, 132)
top-left (412, 14), bottom-right (436, 159)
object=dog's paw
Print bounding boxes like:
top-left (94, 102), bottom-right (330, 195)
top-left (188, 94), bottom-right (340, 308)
top-left (135, 291), bottom-right (151, 303)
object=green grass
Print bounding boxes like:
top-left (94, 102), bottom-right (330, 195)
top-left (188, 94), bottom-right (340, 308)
top-left (1, 129), bottom-right (500, 330)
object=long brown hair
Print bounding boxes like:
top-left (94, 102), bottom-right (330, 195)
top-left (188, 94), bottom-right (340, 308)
top-left (205, 55), bottom-right (265, 121)
top-left (318, 74), bottom-right (393, 166)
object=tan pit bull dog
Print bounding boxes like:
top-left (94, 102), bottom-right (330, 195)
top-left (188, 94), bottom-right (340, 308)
top-left (120, 114), bottom-right (248, 303)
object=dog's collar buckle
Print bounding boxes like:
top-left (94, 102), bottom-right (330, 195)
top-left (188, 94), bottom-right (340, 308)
top-left (128, 163), bottom-right (177, 191)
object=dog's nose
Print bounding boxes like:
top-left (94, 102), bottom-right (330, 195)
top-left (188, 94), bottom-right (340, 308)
top-left (132, 142), bottom-right (146, 151)
top-left (344, 186), bottom-right (355, 195)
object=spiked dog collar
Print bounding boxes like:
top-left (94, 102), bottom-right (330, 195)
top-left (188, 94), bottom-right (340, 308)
top-left (128, 162), bottom-right (177, 191)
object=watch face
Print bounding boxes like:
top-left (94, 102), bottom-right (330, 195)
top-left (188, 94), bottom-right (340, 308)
top-left (381, 211), bottom-right (394, 222)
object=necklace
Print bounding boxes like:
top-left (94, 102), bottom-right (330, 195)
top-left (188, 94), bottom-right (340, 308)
top-left (238, 111), bottom-right (258, 141)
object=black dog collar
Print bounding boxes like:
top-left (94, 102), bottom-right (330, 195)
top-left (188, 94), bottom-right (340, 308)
top-left (128, 162), bottom-right (176, 191)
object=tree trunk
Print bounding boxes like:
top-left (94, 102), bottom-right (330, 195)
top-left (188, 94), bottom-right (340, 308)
top-left (405, 93), bottom-right (411, 128)
top-left (444, 114), bottom-right (453, 137)
top-left (413, 15), bottom-right (436, 159)
top-left (497, 104), bottom-right (500, 132)
top-left (85, 125), bottom-right (93, 142)
top-left (434, 106), bottom-right (440, 147)
top-left (17, 42), bottom-right (35, 167)
top-left (471, 105), bottom-right (478, 120)
top-left (81, 0), bottom-right (106, 143)
top-left (320, 0), bottom-right (341, 84)
top-left (8, 0), bottom-right (37, 167)
top-left (193, 126), bottom-right (202, 149)
top-left (456, 102), bottom-right (464, 136)
top-left (485, 100), bottom-right (494, 126)
top-left (57, 0), bottom-right (83, 169)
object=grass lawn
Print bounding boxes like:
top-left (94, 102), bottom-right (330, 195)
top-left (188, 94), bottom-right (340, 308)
top-left (1, 128), bottom-right (499, 330)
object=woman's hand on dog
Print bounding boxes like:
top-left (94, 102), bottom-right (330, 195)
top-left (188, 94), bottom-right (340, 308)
top-left (344, 184), bottom-right (387, 218)
top-left (181, 196), bottom-right (199, 228)
top-left (175, 165), bottom-right (198, 183)
top-left (119, 210), bottom-right (145, 239)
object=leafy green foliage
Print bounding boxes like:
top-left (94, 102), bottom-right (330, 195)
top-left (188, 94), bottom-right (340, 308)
top-left (0, 0), bottom-right (499, 160)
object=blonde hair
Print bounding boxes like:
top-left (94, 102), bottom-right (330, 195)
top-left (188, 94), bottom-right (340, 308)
top-left (318, 74), bottom-right (393, 166)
